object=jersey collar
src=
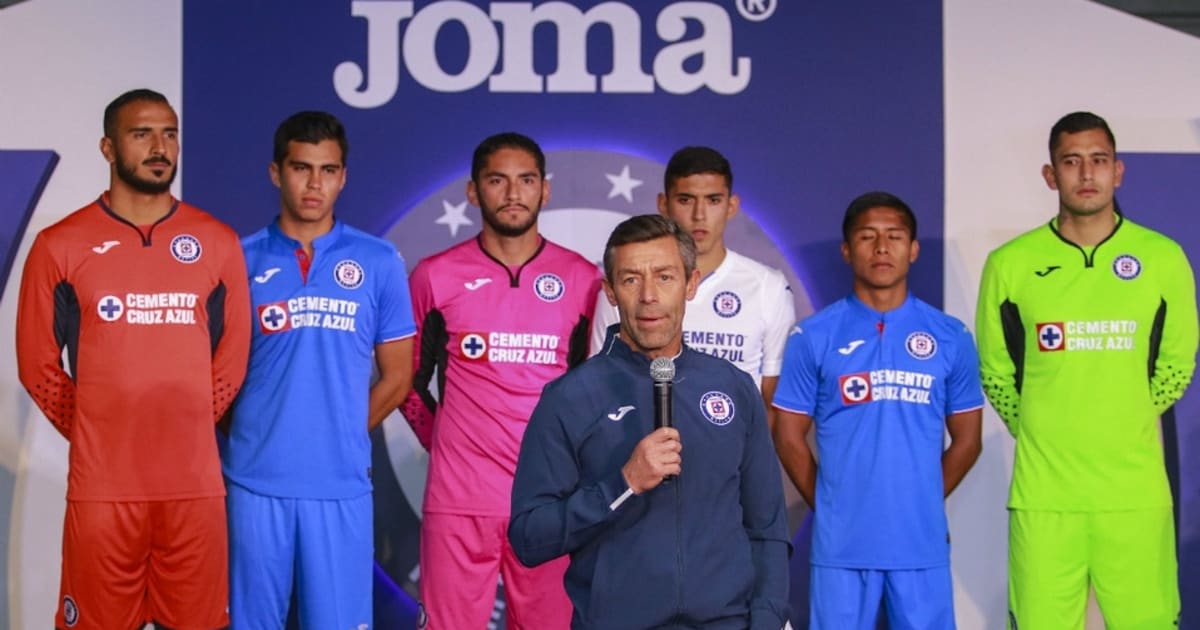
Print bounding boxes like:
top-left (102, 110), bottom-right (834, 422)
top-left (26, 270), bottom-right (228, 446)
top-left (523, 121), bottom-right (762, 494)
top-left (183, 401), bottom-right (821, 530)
top-left (604, 329), bottom-right (692, 373)
top-left (267, 217), bottom-right (345, 251)
top-left (845, 292), bottom-right (915, 324)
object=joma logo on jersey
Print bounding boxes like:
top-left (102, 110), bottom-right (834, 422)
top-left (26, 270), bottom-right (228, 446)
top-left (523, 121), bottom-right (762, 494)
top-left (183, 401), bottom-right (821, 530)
top-left (334, 0), bottom-right (753, 108)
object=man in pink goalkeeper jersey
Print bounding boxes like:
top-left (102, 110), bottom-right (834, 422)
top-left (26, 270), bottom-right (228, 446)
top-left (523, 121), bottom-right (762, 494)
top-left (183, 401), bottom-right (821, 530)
top-left (399, 132), bottom-right (602, 629)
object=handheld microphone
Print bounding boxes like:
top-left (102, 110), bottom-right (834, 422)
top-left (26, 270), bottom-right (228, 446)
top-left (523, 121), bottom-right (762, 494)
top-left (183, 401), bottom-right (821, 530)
top-left (650, 357), bottom-right (675, 429)
top-left (650, 357), bottom-right (676, 481)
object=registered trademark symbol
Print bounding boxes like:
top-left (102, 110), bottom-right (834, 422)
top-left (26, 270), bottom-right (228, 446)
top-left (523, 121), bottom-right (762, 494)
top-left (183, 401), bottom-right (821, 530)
top-left (736, 0), bottom-right (776, 22)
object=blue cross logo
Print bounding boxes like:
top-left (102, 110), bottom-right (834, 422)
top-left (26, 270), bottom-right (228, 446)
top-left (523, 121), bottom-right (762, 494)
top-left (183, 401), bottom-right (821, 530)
top-left (262, 306), bottom-right (286, 330)
top-left (840, 373), bottom-right (871, 404)
top-left (460, 334), bottom-right (486, 359)
top-left (98, 295), bottom-right (123, 321)
top-left (1036, 321), bottom-right (1065, 350)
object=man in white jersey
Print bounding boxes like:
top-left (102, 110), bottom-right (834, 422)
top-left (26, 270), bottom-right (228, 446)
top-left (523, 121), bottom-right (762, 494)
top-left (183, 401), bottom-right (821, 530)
top-left (591, 146), bottom-right (796, 424)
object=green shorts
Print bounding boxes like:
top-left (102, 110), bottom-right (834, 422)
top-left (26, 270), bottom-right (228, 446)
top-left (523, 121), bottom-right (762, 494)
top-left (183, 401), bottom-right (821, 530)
top-left (1008, 508), bottom-right (1179, 630)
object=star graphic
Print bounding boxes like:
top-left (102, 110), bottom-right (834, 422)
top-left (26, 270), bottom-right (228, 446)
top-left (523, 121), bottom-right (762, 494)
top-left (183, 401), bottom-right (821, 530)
top-left (435, 199), bottom-right (473, 238)
top-left (605, 165), bottom-right (643, 203)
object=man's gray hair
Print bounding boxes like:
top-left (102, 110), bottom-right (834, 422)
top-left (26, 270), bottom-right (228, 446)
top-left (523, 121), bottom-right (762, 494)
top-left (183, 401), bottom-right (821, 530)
top-left (602, 214), bottom-right (697, 283)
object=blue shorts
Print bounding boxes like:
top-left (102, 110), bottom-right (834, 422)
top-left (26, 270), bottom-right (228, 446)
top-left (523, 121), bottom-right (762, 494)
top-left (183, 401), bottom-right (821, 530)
top-left (226, 483), bottom-right (373, 629)
top-left (810, 565), bottom-right (954, 630)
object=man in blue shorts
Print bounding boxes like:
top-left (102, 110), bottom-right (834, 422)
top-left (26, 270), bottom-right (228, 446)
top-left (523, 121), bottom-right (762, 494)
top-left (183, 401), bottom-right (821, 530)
top-left (220, 111), bottom-right (416, 628)
top-left (772, 192), bottom-right (983, 629)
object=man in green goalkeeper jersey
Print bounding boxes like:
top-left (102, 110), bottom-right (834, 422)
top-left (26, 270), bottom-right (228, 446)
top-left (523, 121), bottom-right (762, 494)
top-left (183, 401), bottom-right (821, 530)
top-left (977, 111), bottom-right (1198, 629)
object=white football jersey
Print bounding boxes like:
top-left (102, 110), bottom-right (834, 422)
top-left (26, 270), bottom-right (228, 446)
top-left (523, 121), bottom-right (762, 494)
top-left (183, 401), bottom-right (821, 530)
top-left (591, 249), bottom-right (796, 387)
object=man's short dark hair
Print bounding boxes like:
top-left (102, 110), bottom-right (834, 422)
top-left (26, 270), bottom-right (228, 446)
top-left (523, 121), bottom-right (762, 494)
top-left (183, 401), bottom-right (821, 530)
top-left (273, 111), bottom-right (349, 166)
top-left (103, 88), bottom-right (170, 138)
top-left (663, 146), bottom-right (733, 193)
top-left (1049, 111), bottom-right (1116, 158)
top-left (841, 192), bottom-right (918, 243)
top-left (603, 214), bottom-right (697, 284)
top-left (471, 132), bottom-right (545, 182)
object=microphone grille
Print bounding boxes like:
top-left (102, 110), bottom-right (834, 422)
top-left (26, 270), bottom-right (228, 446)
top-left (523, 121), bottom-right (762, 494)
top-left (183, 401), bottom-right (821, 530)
top-left (649, 357), bottom-right (676, 383)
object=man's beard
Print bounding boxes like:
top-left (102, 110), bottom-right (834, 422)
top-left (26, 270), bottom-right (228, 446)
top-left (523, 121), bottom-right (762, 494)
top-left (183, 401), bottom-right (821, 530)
top-left (115, 153), bottom-right (177, 195)
top-left (481, 199), bottom-right (541, 238)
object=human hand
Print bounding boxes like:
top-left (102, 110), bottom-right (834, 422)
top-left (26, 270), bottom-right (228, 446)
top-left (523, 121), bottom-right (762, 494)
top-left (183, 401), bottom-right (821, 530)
top-left (621, 427), bottom-right (682, 494)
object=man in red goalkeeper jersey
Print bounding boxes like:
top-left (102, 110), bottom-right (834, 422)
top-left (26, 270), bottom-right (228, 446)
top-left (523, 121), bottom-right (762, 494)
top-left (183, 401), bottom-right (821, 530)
top-left (15, 88), bottom-right (251, 630)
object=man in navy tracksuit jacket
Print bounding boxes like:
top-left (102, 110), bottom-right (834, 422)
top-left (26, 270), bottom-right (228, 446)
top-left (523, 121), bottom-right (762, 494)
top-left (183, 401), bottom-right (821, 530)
top-left (509, 214), bottom-right (791, 629)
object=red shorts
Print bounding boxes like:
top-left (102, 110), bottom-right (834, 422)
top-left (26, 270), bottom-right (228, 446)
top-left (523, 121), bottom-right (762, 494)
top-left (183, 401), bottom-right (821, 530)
top-left (57, 498), bottom-right (228, 630)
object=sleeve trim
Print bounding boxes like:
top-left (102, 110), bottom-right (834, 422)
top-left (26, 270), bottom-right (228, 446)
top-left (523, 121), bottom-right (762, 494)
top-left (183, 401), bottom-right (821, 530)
top-left (609, 487), bottom-right (634, 511)
top-left (378, 330), bottom-right (417, 344)
top-left (771, 402), bottom-right (812, 415)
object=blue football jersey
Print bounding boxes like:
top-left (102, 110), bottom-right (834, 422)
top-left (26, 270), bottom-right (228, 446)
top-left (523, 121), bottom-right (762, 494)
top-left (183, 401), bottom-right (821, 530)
top-left (774, 294), bottom-right (982, 569)
top-left (222, 221), bottom-right (416, 499)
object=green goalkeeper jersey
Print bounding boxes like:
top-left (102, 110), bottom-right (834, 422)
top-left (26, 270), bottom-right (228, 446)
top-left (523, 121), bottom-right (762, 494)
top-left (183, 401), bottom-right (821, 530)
top-left (977, 214), bottom-right (1198, 510)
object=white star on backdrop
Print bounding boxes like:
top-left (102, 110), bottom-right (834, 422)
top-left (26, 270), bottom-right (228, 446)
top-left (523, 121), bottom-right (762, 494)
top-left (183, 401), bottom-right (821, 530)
top-left (605, 165), bottom-right (643, 203)
top-left (435, 200), bottom-right (473, 237)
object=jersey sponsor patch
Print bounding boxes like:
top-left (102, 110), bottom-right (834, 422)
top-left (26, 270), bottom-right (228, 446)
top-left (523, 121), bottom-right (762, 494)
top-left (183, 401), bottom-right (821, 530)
top-left (97, 293), bottom-right (199, 325)
top-left (841, 370), bottom-right (934, 405)
top-left (1112, 254), bottom-right (1141, 280)
top-left (1038, 319), bottom-right (1137, 352)
top-left (712, 290), bottom-right (742, 318)
top-left (1036, 322), bottom-right (1065, 351)
top-left (63, 595), bottom-right (78, 627)
top-left (170, 234), bottom-right (202, 263)
top-left (533, 272), bottom-right (565, 302)
top-left (334, 259), bottom-right (365, 289)
top-left (457, 331), bottom-right (562, 364)
top-left (839, 372), bottom-right (872, 404)
top-left (258, 302), bottom-right (292, 333)
top-left (905, 331), bottom-right (937, 359)
top-left (699, 391), bottom-right (735, 425)
top-left (96, 294), bottom-right (124, 321)
top-left (262, 296), bottom-right (360, 333)
top-left (682, 329), bottom-right (747, 362)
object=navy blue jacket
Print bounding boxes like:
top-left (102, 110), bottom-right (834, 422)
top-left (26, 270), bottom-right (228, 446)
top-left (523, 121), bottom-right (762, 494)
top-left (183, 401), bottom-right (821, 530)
top-left (509, 334), bottom-right (791, 629)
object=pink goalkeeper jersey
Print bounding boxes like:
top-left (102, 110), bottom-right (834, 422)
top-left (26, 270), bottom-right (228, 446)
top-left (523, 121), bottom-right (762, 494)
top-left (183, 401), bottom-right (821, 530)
top-left (401, 236), bottom-right (601, 516)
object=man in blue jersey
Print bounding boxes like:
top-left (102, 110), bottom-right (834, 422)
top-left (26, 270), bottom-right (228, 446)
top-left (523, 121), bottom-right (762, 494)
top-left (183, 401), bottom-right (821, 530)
top-left (509, 214), bottom-right (791, 629)
top-left (772, 192), bottom-right (983, 629)
top-left (220, 111), bottom-right (416, 628)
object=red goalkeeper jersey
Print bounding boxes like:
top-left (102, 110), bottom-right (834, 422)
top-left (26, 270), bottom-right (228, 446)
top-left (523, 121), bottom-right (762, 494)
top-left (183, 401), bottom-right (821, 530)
top-left (16, 194), bottom-right (251, 501)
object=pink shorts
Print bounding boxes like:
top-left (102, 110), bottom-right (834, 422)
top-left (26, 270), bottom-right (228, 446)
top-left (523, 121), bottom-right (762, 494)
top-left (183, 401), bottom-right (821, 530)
top-left (419, 512), bottom-right (572, 629)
